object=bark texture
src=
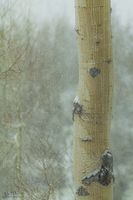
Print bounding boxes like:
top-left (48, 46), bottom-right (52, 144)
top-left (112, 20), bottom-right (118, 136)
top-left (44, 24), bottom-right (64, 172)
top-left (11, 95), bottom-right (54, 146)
top-left (73, 0), bottom-right (113, 200)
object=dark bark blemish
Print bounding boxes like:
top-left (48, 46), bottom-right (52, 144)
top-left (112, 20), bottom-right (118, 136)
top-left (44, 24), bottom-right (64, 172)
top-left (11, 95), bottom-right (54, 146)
top-left (89, 67), bottom-right (101, 78)
top-left (82, 150), bottom-right (114, 186)
top-left (75, 28), bottom-right (80, 35)
top-left (96, 40), bottom-right (100, 45)
top-left (76, 186), bottom-right (90, 196)
top-left (105, 59), bottom-right (112, 64)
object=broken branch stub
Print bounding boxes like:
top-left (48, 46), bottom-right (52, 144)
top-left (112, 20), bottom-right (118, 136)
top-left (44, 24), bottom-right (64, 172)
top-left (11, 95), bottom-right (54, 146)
top-left (72, 96), bottom-right (83, 121)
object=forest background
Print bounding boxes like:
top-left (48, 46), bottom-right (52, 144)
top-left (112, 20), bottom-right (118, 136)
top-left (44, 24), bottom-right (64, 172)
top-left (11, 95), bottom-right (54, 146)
top-left (0, 0), bottom-right (133, 200)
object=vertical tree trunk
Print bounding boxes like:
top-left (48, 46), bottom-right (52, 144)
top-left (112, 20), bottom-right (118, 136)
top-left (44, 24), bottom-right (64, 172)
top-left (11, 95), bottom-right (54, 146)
top-left (73, 0), bottom-right (113, 200)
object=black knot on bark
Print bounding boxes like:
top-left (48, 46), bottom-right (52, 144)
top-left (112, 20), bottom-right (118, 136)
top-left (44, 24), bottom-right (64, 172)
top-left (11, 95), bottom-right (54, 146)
top-left (89, 67), bottom-right (101, 78)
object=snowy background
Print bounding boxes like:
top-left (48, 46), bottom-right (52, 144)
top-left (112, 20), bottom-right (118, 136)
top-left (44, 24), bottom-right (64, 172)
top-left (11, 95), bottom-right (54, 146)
top-left (0, 0), bottom-right (133, 200)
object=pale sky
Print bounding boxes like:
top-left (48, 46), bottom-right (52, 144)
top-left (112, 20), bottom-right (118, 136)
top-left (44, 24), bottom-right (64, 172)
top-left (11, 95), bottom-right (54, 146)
top-left (28, 0), bottom-right (133, 26)
top-left (6, 0), bottom-right (133, 27)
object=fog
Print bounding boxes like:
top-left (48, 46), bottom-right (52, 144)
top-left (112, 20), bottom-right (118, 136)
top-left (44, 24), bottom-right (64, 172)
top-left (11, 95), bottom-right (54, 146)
top-left (31, 0), bottom-right (133, 26)
top-left (4, 0), bottom-right (133, 26)
top-left (0, 0), bottom-right (133, 200)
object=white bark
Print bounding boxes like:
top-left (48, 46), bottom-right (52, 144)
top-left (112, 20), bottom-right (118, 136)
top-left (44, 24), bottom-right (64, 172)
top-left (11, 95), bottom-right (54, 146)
top-left (73, 0), bottom-right (113, 200)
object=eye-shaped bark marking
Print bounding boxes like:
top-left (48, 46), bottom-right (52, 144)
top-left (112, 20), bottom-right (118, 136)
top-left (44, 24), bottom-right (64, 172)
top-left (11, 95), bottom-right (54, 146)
top-left (89, 67), bottom-right (101, 78)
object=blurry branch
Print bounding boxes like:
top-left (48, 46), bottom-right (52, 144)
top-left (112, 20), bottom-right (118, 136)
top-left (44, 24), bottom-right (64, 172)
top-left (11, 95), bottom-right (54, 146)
top-left (0, 9), bottom-right (75, 199)
top-left (43, 161), bottom-right (54, 200)
top-left (15, 172), bottom-right (55, 200)
top-left (0, 143), bottom-right (14, 170)
top-left (16, 177), bottom-right (38, 200)
top-left (0, 45), bottom-right (28, 79)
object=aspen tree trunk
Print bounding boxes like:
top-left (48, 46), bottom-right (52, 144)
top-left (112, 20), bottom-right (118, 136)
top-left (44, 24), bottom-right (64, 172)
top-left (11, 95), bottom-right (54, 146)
top-left (73, 0), bottom-right (113, 200)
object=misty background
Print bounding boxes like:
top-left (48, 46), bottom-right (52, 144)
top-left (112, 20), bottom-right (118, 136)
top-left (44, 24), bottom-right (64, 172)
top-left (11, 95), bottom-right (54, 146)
top-left (0, 0), bottom-right (133, 199)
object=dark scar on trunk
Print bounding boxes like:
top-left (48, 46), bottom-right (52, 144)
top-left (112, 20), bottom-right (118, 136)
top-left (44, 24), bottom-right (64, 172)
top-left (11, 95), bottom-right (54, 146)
top-left (82, 150), bottom-right (114, 186)
top-left (76, 186), bottom-right (90, 196)
top-left (89, 67), bottom-right (101, 78)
